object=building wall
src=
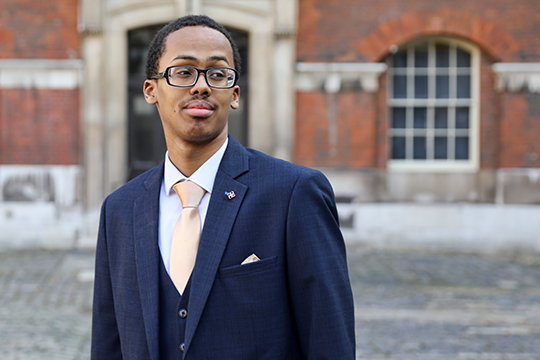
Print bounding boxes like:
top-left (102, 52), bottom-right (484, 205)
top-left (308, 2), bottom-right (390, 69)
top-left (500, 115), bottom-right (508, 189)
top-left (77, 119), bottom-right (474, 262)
top-left (0, 89), bottom-right (80, 165)
top-left (296, 91), bottom-right (377, 169)
top-left (297, 0), bottom-right (540, 63)
top-left (295, 0), bottom-right (540, 205)
top-left (0, 0), bottom-right (83, 248)
top-left (0, 0), bottom-right (80, 59)
top-left (0, 0), bottom-right (539, 249)
top-left (0, 0), bottom-right (81, 164)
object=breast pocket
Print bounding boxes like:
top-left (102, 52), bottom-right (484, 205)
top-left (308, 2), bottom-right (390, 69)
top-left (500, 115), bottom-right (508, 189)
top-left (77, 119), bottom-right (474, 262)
top-left (218, 256), bottom-right (278, 279)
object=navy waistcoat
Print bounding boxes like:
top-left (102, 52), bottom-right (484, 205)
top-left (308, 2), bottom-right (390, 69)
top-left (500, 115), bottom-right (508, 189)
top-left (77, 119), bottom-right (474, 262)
top-left (158, 259), bottom-right (192, 360)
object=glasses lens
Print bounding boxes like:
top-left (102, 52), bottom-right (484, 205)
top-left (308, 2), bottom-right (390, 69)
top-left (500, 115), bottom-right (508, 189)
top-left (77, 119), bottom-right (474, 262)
top-left (167, 66), bottom-right (236, 88)
top-left (207, 67), bottom-right (236, 88)
top-left (168, 66), bottom-right (197, 86)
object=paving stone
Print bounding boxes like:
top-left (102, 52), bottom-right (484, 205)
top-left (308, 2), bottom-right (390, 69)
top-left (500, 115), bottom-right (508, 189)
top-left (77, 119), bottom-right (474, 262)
top-left (1, 245), bottom-right (540, 359)
top-left (347, 244), bottom-right (540, 358)
top-left (0, 250), bottom-right (93, 360)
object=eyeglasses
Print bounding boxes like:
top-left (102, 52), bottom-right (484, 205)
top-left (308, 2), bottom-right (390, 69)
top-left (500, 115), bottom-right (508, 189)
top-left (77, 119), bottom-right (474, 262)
top-left (150, 65), bottom-right (239, 89)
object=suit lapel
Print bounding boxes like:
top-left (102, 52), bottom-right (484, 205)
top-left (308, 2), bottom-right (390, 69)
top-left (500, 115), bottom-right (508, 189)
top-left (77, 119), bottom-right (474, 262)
top-left (133, 164), bottom-right (163, 360)
top-left (184, 137), bottom-right (249, 354)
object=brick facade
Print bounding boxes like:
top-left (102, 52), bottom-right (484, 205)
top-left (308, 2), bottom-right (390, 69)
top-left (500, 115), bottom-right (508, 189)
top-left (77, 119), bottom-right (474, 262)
top-left (296, 0), bottom-right (540, 171)
top-left (0, 89), bottom-right (80, 165)
top-left (0, 0), bottom-right (538, 205)
top-left (0, 0), bottom-right (80, 59)
top-left (0, 0), bottom-right (81, 166)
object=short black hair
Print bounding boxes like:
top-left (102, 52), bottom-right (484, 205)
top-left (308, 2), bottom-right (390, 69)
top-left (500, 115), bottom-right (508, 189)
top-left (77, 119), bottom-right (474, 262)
top-left (145, 15), bottom-right (241, 79)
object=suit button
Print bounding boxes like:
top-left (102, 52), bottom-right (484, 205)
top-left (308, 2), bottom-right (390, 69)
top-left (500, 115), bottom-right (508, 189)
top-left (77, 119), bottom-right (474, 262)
top-left (180, 343), bottom-right (185, 352)
top-left (178, 308), bottom-right (188, 318)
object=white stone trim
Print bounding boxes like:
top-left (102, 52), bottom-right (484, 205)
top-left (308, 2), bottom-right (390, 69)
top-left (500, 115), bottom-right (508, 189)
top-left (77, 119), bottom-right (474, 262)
top-left (296, 62), bottom-right (387, 93)
top-left (0, 165), bottom-right (86, 249)
top-left (339, 203), bottom-right (540, 253)
top-left (495, 168), bottom-right (540, 204)
top-left (0, 165), bottom-right (82, 207)
top-left (272, 0), bottom-right (298, 161)
top-left (0, 59), bottom-right (83, 89)
top-left (492, 63), bottom-right (540, 93)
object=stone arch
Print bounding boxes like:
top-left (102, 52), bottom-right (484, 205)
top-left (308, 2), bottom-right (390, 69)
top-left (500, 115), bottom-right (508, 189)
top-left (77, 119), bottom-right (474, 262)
top-left (357, 8), bottom-right (520, 62)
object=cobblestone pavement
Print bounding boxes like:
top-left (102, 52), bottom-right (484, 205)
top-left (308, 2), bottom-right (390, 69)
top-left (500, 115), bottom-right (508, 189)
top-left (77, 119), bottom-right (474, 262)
top-left (1, 245), bottom-right (540, 359)
top-left (348, 244), bottom-right (540, 359)
top-left (0, 249), bottom-right (93, 360)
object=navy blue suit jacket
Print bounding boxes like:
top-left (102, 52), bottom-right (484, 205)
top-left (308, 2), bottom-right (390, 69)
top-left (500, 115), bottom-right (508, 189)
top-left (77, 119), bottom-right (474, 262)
top-left (91, 137), bottom-right (355, 359)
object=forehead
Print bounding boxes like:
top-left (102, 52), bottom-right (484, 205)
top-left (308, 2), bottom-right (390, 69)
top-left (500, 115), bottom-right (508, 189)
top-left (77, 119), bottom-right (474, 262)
top-left (162, 26), bottom-right (234, 66)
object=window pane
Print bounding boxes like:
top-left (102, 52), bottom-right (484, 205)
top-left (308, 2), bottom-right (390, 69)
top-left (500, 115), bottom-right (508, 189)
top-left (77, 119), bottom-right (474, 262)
top-left (456, 107), bottom-right (469, 129)
top-left (415, 75), bottom-right (428, 98)
top-left (392, 137), bottom-right (406, 159)
top-left (457, 48), bottom-right (471, 67)
top-left (413, 136), bottom-right (427, 159)
top-left (415, 46), bottom-right (428, 67)
top-left (392, 107), bottom-right (406, 128)
top-left (457, 75), bottom-right (471, 98)
top-left (414, 107), bottom-right (427, 128)
top-left (393, 51), bottom-right (407, 68)
top-left (436, 44), bottom-right (449, 67)
top-left (393, 75), bottom-right (407, 98)
top-left (436, 75), bottom-right (449, 98)
top-left (435, 107), bottom-right (448, 128)
top-left (455, 136), bottom-right (469, 160)
top-left (434, 137), bottom-right (448, 159)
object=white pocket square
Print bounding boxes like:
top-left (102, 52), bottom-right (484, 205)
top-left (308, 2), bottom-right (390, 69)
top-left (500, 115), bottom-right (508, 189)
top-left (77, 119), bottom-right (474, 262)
top-left (241, 253), bottom-right (261, 265)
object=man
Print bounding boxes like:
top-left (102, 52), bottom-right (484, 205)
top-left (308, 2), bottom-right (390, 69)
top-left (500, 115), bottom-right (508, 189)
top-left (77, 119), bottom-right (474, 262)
top-left (91, 14), bottom-right (355, 360)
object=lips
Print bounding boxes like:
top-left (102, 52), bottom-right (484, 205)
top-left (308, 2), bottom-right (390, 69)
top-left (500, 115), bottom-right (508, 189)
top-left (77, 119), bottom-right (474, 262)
top-left (184, 100), bottom-right (215, 118)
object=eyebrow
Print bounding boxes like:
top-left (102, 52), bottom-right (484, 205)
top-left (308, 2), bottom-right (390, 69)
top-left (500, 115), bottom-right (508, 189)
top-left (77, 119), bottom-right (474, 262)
top-left (170, 55), bottom-right (231, 66)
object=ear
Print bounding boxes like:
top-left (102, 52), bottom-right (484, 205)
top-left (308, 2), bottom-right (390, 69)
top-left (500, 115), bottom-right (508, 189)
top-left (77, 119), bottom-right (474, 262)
top-left (143, 80), bottom-right (157, 105)
top-left (229, 85), bottom-right (240, 110)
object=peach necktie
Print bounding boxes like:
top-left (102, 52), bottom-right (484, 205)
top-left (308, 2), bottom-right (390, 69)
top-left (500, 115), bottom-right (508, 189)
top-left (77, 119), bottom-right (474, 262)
top-left (170, 180), bottom-right (206, 295)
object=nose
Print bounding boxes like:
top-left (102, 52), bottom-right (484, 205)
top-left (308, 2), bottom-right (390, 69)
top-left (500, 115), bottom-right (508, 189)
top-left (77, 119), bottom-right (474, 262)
top-left (190, 70), bottom-right (211, 95)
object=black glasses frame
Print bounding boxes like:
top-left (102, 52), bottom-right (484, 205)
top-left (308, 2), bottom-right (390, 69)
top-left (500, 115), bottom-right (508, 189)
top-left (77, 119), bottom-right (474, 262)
top-left (150, 65), bottom-right (239, 89)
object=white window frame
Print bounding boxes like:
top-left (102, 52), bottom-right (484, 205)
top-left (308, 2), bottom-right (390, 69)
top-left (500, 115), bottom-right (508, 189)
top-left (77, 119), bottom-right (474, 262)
top-left (387, 37), bottom-right (480, 173)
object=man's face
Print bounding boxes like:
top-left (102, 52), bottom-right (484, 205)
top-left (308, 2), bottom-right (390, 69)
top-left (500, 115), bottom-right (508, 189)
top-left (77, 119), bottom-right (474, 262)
top-left (144, 26), bottom-right (240, 148)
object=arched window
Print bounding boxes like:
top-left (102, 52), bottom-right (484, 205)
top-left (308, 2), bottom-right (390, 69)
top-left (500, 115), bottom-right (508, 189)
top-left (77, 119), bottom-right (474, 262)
top-left (388, 38), bottom-right (480, 171)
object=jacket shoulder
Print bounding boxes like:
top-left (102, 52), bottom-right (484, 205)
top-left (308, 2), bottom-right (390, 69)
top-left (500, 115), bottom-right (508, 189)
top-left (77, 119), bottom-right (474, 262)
top-left (103, 163), bottom-right (163, 204)
top-left (244, 147), bottom-right (325, 181)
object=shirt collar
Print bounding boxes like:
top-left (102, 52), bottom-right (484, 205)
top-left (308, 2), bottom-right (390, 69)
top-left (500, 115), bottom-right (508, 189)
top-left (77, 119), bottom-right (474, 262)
top-left (164, 137), bottom-right (228, 196)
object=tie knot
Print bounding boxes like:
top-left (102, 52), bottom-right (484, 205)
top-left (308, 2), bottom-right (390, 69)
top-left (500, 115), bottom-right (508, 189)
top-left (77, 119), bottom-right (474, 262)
top-left (173, 181), bottom-right (206, 208)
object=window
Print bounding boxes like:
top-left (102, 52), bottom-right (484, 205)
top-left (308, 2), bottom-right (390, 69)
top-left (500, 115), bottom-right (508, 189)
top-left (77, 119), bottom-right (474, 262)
top-left (388, 38), bottom-right (479, 171)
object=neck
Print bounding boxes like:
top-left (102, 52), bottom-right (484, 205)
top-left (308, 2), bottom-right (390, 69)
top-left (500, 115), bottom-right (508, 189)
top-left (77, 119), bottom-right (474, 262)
top-left (167, 133), bottom-right (227, 177)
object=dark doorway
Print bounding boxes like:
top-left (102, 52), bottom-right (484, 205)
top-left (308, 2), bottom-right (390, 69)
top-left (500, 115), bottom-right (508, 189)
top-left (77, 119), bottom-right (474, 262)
top-left (127, 25), bottom-right (249, 181)
top-left (226, 28), bottom-right (249, 146)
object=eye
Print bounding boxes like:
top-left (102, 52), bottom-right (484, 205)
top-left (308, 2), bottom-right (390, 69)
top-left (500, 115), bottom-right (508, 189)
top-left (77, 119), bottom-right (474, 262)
top-left (208, 69), bottom-right (227, 79)
top-left (170, 67), bottom-right (193, 77)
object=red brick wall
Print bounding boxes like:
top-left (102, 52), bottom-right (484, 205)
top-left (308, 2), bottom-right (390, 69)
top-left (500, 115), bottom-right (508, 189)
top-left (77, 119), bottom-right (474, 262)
top-left (298, 0), bottom-right (540, 62)
top-left (296, 91), bottom-right (377, 169)
top-left (500, 93), bottom-right (540, 168)
top-left (479, 53), bottom-right (501, 170)
top-left (0, 89), bottom-right (80, 165)
top-left (0, 0), bottom-right (81, 166)
top-left (375, 71), bottom-right (389, 169)
top-left (296, 0), bottom-right (540, 170)
top-left (0, 0), bottom-right (80, 59)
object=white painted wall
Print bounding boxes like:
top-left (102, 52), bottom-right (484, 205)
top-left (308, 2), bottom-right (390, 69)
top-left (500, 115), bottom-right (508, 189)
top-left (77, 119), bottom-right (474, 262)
top-left (0, 165), bottom-right (88, 249)
top-left (339, 203), bottom-right (540, 254)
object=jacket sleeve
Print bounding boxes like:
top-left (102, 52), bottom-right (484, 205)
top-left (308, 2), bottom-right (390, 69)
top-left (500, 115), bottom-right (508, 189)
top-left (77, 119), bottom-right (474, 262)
top-left (286, 169), bottom-right (356, 359)
top-left (91, 198), bottom-right (123, 360)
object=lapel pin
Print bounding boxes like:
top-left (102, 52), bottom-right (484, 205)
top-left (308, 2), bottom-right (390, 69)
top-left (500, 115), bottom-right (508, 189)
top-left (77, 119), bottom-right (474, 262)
top-left (224, 191), bottom-right (236, 200)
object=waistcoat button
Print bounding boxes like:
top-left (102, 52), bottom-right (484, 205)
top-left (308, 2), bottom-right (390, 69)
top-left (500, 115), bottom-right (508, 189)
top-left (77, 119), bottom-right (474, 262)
top-left (179, 308), bottom-right (188, 318)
